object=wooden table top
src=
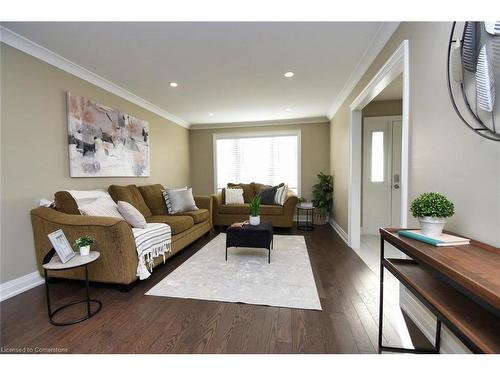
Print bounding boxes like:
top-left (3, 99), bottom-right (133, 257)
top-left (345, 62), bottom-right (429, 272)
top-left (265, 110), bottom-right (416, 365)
top-left (380, 228), bottom-right (500, 312)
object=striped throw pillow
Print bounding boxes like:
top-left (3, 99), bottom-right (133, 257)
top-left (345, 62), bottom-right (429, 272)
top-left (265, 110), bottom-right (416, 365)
top-left (274, 184), bottom-right (288, 206)
top-left (162, 186), bottom-right (187, 213)
top-left (225, 188), bottom-right (244, 204)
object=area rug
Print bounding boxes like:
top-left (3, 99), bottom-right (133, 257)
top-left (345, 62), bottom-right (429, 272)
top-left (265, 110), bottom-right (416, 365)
top-left (146, 233), bottom-right (322, 310)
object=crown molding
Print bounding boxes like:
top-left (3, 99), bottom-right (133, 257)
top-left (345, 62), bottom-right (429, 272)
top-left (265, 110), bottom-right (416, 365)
top-left (0, 26), bottom-right (190, 128)
top-left (189, 116), bottom-right (329, 130)
top-left (326, 22), bottom-right (400, 120)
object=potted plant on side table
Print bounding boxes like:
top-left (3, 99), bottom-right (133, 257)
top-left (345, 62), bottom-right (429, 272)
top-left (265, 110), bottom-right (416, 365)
top-left (410, 192), bottom-right (455, 237)
top-left (312, 172), bottom-right (333, 225)
top-left (74, 236), bottom-right (95, 256)
top-left (249, 196), bottom-right (261, 226)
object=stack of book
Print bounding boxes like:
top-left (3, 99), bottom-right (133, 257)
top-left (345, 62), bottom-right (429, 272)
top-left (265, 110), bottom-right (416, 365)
top-left (398, 230), bottom-right (470, 247)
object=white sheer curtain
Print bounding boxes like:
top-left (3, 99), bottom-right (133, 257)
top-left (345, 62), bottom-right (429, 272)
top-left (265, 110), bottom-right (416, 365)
top-left (215, 134), bottom-right (299, 194)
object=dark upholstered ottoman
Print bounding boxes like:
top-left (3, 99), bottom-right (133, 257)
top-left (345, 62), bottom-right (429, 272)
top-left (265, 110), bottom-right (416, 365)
top-left (225, 222), bottom-right (274, 263)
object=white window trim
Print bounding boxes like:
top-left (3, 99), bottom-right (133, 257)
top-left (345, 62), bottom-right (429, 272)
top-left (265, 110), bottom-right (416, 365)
top-left (212, 130), bottom-right (301, 197)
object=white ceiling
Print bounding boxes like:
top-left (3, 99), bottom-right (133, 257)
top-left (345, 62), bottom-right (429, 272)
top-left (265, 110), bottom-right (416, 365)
top-left (373, 74), bottom-right (403, 101)
top-left (2, 22), bottom-right (393, 126)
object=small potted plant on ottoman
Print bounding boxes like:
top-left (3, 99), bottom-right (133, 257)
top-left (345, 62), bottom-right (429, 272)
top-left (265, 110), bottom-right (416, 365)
top-left (249, 196), bottom-right (261, 226)
top-left (74, 236), bottom-right (95, 256)
top-left (410, 192), bottom-right (455, 237)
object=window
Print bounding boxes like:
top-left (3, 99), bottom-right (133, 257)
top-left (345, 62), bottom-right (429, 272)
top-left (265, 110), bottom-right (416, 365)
top-left (214, 132), bottom-right (299, 194)
top-left (371, 131), bottom-right (384, 182)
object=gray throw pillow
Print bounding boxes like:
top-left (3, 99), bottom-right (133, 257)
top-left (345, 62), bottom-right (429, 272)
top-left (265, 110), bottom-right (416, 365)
top-left (164, 187), bottom-right (198, 214)
top-left (259, 186), bottom-right (278, 205)
top-left (117, 201), bottom-right (147, 228)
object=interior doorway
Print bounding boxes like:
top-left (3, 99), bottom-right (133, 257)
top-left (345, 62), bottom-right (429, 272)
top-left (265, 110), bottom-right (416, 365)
top-left (358, 73), bottom-right (404, 274)
top-left (347, 40), bottom-right (409, 252)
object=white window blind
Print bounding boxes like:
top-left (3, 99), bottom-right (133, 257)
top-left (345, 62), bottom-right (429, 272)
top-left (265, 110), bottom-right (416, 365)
top-left (215, 133), bottom-right (299, 194)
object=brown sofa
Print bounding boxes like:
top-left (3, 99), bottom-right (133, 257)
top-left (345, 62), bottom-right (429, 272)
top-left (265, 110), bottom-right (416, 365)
top-left (30, 184), bottom-right (212, 289)
top-left (212, 182), bottom-right (298, 228)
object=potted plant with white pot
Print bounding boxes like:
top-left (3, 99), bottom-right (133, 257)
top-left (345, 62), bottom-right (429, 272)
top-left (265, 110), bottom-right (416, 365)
top-left (249, 196), bottom-right (261, 226)
top-left (74, 236), bottom-right (94, 256)
top-left (410, 192), bottom-right (455, 237)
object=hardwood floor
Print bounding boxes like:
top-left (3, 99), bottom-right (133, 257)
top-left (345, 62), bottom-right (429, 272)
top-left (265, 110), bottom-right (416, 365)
top-left (0, 225), bottom-right (431, 353)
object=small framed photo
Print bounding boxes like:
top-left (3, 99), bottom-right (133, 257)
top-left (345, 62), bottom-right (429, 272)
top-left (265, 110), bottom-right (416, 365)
top-left (48, 229), bottom-right (76, 264)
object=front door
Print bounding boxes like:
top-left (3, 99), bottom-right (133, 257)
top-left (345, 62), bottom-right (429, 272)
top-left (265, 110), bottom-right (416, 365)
top-left (362, 116), bottom-right (402, 235)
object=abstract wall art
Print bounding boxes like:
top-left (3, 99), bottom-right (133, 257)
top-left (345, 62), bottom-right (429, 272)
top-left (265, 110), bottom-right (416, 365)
top-left (67, 92), bottom-right (150, 177)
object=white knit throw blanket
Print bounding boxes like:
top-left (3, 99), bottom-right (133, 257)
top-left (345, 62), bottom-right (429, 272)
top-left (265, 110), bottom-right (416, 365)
top-left (132, 223), bottom-right (172, 280)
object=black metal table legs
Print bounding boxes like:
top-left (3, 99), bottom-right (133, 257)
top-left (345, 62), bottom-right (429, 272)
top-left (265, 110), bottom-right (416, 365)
top-left (44, 265), bottom-right (102, 326)
top-left (378, 237), bottom-right (442, 354)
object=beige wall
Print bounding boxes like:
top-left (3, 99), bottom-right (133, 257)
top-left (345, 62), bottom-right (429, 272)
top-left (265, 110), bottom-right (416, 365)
top-left (330, 22), bottom-right (500, 247)
top-left (0, 44), bottom-right (190, 283)
top-left (362, 99), bottom-right (402, 118)
top-left (189, 122), bottom-right (330, 200)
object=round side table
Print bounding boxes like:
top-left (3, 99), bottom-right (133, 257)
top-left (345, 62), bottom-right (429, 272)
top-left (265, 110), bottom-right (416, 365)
top-left (296, 205), bottom-right (315, 231)
top-left (42, 251), bottom-right (102, 326)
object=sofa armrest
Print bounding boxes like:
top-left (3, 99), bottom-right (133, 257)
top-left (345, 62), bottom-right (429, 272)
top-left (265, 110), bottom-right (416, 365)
top-left (212, 191), bottom-right (223, 209)
top-left (194, 195), bottom-right (213, 227)
top-left (283, 193), bottom-right (299, 218)
top-left (30, 207), bottom-right (138, 284)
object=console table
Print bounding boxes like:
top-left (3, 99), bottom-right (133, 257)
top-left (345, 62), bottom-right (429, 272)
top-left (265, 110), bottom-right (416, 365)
top-left (378, 228), bottom-right (500, 354)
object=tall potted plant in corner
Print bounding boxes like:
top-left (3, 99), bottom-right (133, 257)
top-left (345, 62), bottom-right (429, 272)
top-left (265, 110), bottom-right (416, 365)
top-left (312, 172), bottom-right (333, 225)
top-left (410, 192), bottom-right (455, 237)
top-left (249, 196), bottom-right (261, 226)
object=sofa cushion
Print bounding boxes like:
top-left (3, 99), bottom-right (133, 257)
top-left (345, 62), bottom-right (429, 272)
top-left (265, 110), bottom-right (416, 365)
top-left (138, 184), bottom-right (168, 215)
top-left (108, 185), bottom-right (152, 218)
top-left (218, 204), bottom-right (283, 216)
top-left (227, 183), bottom-right (254, 203)
top-left (218, 204), bottom-right (249, 215)
top-left (171, 209), bottom-right (210, 224)
top-left (54, 191), bottom-right (81, 215)
top-left (146, 215), bottom-right (194, 235)
top-left (259, 205), bottom-right (284, 215)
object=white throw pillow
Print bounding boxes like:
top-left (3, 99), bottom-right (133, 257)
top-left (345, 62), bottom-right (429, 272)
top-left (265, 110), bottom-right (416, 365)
top-left (162, 186), bottom-right (187, 213)
top-left (79, 196), bottom-right (124, 219)
top-left (117, 201), bottom-right (147, 228)
top-left (274, 184), bottom-right (288, 206)
top-left (162, 187), bottom-right (198, 214)
top-left (225, 188), bottom-right (244, 204)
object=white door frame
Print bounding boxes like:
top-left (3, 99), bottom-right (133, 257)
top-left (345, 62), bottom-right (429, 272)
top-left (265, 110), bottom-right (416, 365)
top-left (348, 40), bottom-right (410, 250)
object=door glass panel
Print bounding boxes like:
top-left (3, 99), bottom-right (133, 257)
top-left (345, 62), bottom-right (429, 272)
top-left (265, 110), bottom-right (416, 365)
top-left (371, 131), bottom-right (384, 182)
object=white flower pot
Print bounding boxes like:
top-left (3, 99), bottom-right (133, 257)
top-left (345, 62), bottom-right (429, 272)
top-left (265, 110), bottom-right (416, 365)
top-left (249, 215), bottom-right (260, 226)
top-left (79, 245), bottom-right (91, 256)
top-left (419, 216), bottom-right (446, 237)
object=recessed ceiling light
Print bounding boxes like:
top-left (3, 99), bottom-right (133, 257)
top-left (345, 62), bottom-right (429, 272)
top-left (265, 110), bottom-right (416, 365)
top-left (209, 113), bottom-right (214, 117)
top-left (285, 108), bottom-right (292, 112)
top-left (169, 82), bottom-right (178, 88)
top-left (283, 71), bottom-right (294, 78)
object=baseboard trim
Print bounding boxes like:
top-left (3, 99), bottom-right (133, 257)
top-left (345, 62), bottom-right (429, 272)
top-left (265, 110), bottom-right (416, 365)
top-left (329, 218), bottom-right (349, 246)
top-left (399, 289), bottom-right (470, 354)
top-left (0, 271), bottom-right (45, 302)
